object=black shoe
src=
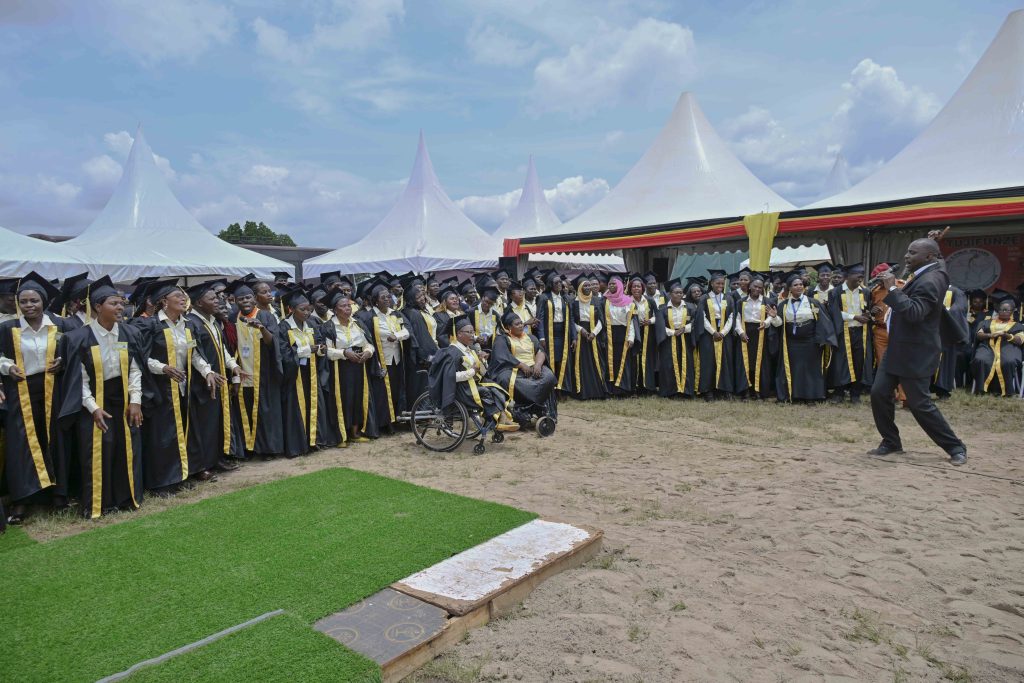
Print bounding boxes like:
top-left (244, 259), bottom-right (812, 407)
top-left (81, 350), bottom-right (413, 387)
top-left (829, 394), bottom-right (844, 404)
top-left (850, 395), bottom-right (862, 405)
top-left (216, 458), bottom-right (240, 472)
top-left (948, 450), bottom-right (967, 466)
top-left (867, 444), bottom-right (904, 456)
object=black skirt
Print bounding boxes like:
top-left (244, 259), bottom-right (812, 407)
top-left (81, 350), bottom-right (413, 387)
top-left (2, 372), bottom-right (56, 502)
top-left (75, 378), bottom-right (143, 517)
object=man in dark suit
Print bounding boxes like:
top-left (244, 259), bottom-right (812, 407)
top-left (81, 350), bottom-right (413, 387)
top-left (869, 238), bottom-right (967, 465)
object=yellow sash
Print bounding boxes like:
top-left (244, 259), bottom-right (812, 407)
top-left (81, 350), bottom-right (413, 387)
top-left (288, 327), bottom-right (319, 446)
top-left (705, 297), bottom-right (728, 389)
top-left (161, 326), bottom-right (191, 480)
top-left (10, 325), bottom-right (56, 489)
top-left (237, 319), bottom-right (262, 451)
top-left (197, 316), bottom-right (231, 452)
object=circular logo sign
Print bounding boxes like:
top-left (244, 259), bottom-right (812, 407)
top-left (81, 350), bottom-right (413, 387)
top-left (945, 248), bottom-right (1001, 290)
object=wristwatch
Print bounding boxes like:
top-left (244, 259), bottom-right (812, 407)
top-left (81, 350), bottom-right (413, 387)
top-left (888, 285), bottom-right (898, 292)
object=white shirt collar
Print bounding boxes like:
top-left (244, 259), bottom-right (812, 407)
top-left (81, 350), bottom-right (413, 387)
top-left (18, 313), bottom-right (56, 329)
top-left (913, 262), bottom-right (937, 277)
top-left (90, 319), bottom-right (118, 337)
top-left (285, 315), bottom-right (307, 331)
top-left (452, 340), bottom-right (469, 352)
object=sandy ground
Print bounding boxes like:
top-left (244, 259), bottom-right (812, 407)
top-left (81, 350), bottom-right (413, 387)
top-left (21, 392), bottom-right (1024, 682)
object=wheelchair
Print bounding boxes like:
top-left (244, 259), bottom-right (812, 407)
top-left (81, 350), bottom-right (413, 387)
top-left (408, 384), bottom-right (557, 455)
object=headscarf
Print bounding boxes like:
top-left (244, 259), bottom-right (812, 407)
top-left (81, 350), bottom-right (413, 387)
top-left (576, 279), bottom-right (592, 306)
top-left (605, 276), bottom-right (632, 307)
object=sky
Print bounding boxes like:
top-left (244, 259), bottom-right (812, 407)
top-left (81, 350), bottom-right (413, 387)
top-left (0, 0), bottom-right (1019, 248)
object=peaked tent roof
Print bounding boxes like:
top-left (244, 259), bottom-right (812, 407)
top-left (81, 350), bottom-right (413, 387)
top-left (808, 10), bottom-right (1024, 209)
top-left (493, 157), bottom-right (623, 271)
top-left (817, 152), bottom-right (851, 202)
top-left (551, 92), bottom-right (795, 237)
top-left (64, 127), bottom-right (293, 282)
top-left (0, 226), bottom-right (87, 279)
top-left (304, 133), bottom-right (498, 277)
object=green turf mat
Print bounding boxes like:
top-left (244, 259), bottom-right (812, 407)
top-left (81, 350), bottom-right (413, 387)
top-left (1, 467), bottom-right (535, 682)
top-left (0, 524), bottom-right (37, 554)
top-left (127, 612), bottom-right (380, 683)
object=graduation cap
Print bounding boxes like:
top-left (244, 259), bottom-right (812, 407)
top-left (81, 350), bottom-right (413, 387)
top-left (88, 275), bottom-right (119, 305)
top-left (0, 277), bottom-right (19, 294)
top-left (399, 272), bottom-right (424, 289)
top-left (147, 278), bottom-right (183, 302)
top-left (128, 280), bottom-right (155, 307)
top-left (523, 267), bottom-right (540, 281)
top-left (593, 272), bottom-right (609, 283)
top-left (990, 288), bottom-right (1018, 306)
top-left (225, 279), bottom-right (255, 299)
top-left (240, 273), bottom-right (259, 284)
top-left (684, 275), bottom-right (706, 290)
top-left (785, 270), bottom-right (806, 286)
top-left (271, 271), bottom-right (291, 283)
top-left (307, 285), bottom-right (328, 303)
top-left (665, 277), bottom-right (683, 292)
top-left (492, 268), bottom-right (512, 281)
top-left (643, 270), bottom-right (660, 284)
top-left (452, 314), bottom-right (474, 333)
top-left (478, 284), bottom-right (500, 302)
top-left (571, 273), bottom-right (591, 292)
top-left (61, 272), bottom-right (92, 303)
top-left (186, 279), bottom-right (227, 302)
top-left (507, 279), bottom-right (525, 293)
top-left (816, 263), bottom-right (834, 274)
top-left (437, 281), bottom-right (460, 303)
top-left (375, 270), bottom-right (400, 287)
top-left (281, 285), bottom-right (310, 309)
top-left (326, 289), bottom-right (349, 310)
top-left (320, 271), bottom-right (342, 287)
top-left (17, 271), bottom-right (60, 305)
top-left (966, 288), bottom-right (988, 301)
top-left (707, 269), bottom-right (727, 282)
top-left (357, 276), bottom-right (390, 303)
top-left (131, 276), bottom-right (158, 287)
top-left (458, 279), bottom-right (477, 297)
top-left (831, 263), bottom-right (845, 274)
top-left (844, 262), bottom-right (866, 276)
top-left (544, 270), bottom-right (561, 287)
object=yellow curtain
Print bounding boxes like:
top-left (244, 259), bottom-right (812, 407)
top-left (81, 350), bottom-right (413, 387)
top-left (743, 212), bottom-right (780, 270)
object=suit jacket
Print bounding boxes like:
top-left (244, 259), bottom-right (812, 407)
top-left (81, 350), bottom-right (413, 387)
top-left (882, 261), bottom-right (949, 378)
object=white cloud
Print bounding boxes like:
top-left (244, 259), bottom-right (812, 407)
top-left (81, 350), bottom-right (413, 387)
top-left (833, 58), bottom-right (940, 165)
top-left (251, 1), bottom-right (404, 64)
top-left (466, 23), bottom-right (542, 67)
top-left (37, 175), bottom-right (81, 203)
top-left (82, 154), bottom-right (123, 187)
top-left (604, 130), bottom-right (624, 146)
top-left (530, 18), bottom-right (697, 117)
top-left (90, 0), bottom-right (236, 64)
top-left (103, 130), bottom-right (177, 181)
top-left (456, 175), bottom-right (610, 230)
top-left (243, 164), bottom-right (290, 188)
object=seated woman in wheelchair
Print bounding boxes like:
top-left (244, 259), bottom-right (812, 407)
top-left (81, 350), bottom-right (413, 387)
top-left (488, 311), bottom-right (559, 422)
top-left (428, 315), bottom-right (520, 433)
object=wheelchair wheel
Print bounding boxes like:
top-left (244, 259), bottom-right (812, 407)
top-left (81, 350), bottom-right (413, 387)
top-left (411, 392), bottom-right (468, 453)
top-left (473, 442), bottom-right (486, 455)
top-left (536, 416), bottom-right (556, 437)
top-left (491, 431), bottom-right (504, 444)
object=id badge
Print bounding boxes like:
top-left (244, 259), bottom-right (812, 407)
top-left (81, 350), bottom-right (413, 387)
top-left (241, 345), bottom-right (252, 359)
top-left (299, 357), bottom-right (308, 366)
top-left (114, 341), bottom-right (129, 351)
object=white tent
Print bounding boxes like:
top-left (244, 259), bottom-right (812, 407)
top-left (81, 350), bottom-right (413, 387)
top-left (492, 157), bottom-right (624, 272)
top-left (304, 133), bottom-right (498, 278)
top-left (817, 152), bottom-right (852, 202)
top-left (552, 92), bottom-right (795, 237)
top-left (0, 227), bottom-right (87, 279)
top-left (739, 244), bottom-right (831, 269)
top-left (64, 127), bottom-right (293, 282)
top-left (808, 10), bottom-right (1024, 208)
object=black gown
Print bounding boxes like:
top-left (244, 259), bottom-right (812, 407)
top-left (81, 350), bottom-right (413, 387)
top-left (693, 294), bottom-right (740, 395)
top-left (733, 296), bottom-right (779, 399)
top-left (186, 312), bottom-right (234, 468)
top-left (603, 300), bottom-right (640, 396)
top-left (486, 332), bottom-right (557, 417)
top-left (231, 310), bottom-right (284, 455)
top-left (537, 293), bottom-right (576, 393)
top-left (825, 286), bottom-right (874, 394)
top-left (57, 323), bottom-right (145, 518)
top-left (319, 319), bottom-right (380, 443)
top-left (932, 287), bottom-right (968, 394)
top-left (0, 317), bottom-right (70, 502)
top-left (278, 319), bottom-right (325, 457)
top-left (354, 308), bottom-right (406, 428)
top-left (470, 306), bottom-right (501, 350)
top-left (631, 296), bottom-right (660, 393)
top-left (970, 319), bottom-right (1024, 395)
top-left (137, 315), bottom-right (198, 488)
top-left (653, 302), bottom-right (696, 397)
top-left (570, 299), bottom-right (606, 400)
top-left (428, 344), bottom-right (505, 421)
top-left (433, 309), bottom-right (461, 349)
top-left (402, 305), bottom-right (438, 406)
top-left (775, 296), bottom-right (837, 402)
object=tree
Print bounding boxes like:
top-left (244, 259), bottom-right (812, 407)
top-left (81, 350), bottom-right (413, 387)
top-left (218, 220), bottom-right (296, 247)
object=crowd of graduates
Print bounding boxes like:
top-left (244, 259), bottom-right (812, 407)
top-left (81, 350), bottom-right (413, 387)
top-left (1, 260), bottom-right (1021, 528)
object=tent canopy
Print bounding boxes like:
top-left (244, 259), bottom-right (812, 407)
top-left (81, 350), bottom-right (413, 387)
top-left (808, 10), bottom-right (1024, 208)
top-left (550, 92), bottom-right (795, 238)
top-left (0, 227), bottom-right (87, 279)
top-left (495, 156), bottom-right (623, 272)
top-left (64, 127), bottom-right (292, 282)
top-left (304, 133), bottom-right (498, 278)
top-left (817, 152), bottom-right (851, 202)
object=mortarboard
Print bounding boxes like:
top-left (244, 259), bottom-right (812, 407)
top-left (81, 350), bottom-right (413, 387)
top-left (17, 271), bottom-right (60, 304)
top-left (186, 279), bottom-right (227, 302)
top-left (88, 276), bottom-right (119, 305)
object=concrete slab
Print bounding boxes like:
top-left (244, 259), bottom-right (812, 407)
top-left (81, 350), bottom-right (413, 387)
top-left (393, 519), bottom-right (602, 616)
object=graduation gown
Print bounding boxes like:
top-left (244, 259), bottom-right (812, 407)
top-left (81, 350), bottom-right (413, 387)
top-left (486, 332), bottom-right (557, 416)
top-left (693, 294), bottom-right (740, 395)
top-left (319, 319), bottom-right (379, 443)
top-left (970, 319), bottom-right (1024, 395)
top-left (402, 305), bottom-right (438, 406)
top-left (58, 323), bottom-right (144, 518)
top-left (470, 306), bottom-right (501, 350)
top-left (631, 296), bottom-right (659, 393)
top-left (186, 312), bottom-right (234, 467)
top-left (433, 309), bottom-right (461, 348)
top-left (825, 285), bottom-right (875, 391)
top-left (733, 296), bottom-right (779, 399)
top-left (354, 308), bottom-right (407, 428)
top-left (0, 317), bottom-right (69, 501)
top-left (232, 310), bottom-right (284, 455)
top-left (537, 293), bottom-right (576, 392)
top-left (603, 300), bottom-right (640, 396)
top-left (428, 344), bottom-right (504, 420)
top-left (570, 299), bottom-right (606, 400)
top-left (775, 296), bottom-right (837, 401)
top-left (137, 315), bottom-right (200, 488)
top-left (654, 302), bottom-right (696, 397)
top-left (278, 319), bottom-right (324, 457)
top-left (933, 286), bottom-right (968, 394)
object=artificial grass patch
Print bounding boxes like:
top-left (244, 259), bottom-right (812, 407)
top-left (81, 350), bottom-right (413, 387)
top-left (128, 612), bottom-right (381, 683)
top-left (0, 524), bottom-right (36, 554)
top-left (1, 467), bottom-right (535, 682)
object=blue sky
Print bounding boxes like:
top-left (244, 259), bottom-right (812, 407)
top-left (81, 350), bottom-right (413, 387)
top-left (0, 0), bottom-right (1019, 247)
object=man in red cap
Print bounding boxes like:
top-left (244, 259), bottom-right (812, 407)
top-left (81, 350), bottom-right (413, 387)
top-left (869, 263), bottom-right (906, 405)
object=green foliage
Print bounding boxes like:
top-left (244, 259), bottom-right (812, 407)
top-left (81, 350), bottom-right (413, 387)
top-left (218, 220), bottom-right (296, 247)
top-left (0, 468), bottom-right (535, 682)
